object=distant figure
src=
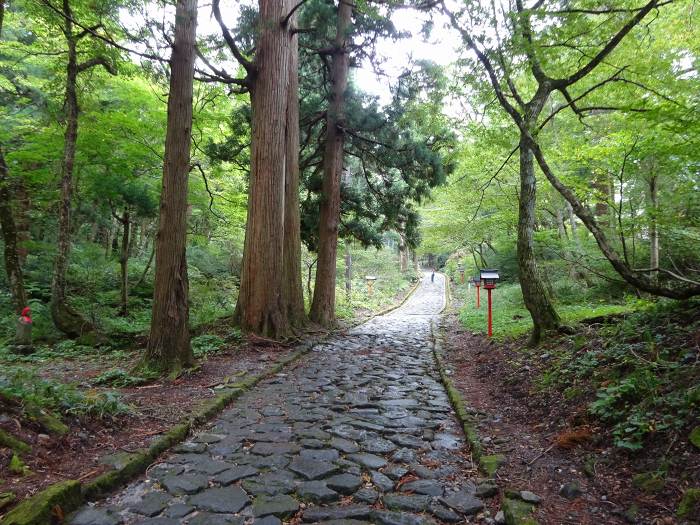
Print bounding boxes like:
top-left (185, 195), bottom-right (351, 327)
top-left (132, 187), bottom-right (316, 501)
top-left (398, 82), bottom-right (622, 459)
top-left (14, 306), bottom-right (33, 354)
top-left (431, 269), bottom-right (435, 283)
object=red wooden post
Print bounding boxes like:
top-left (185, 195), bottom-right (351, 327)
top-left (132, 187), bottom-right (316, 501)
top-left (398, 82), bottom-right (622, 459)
top-left (475, 284), bottom-right (480, 308)
top-left (487, 287), bottom-right (493, 337)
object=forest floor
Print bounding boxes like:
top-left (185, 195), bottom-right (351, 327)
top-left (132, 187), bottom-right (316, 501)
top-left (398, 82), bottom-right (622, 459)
top-left (0, 337), bottom-right (293, 507)
top-left (440, 309), bottom-right (700, 525)
top-left (0, 281), bottom-right (418, 516)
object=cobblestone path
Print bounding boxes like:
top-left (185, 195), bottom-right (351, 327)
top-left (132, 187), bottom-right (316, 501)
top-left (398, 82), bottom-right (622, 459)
top-left (70, 273), bottom-right (494, 525)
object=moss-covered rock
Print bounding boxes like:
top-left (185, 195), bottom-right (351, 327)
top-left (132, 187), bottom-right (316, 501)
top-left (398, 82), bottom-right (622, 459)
top-left (677, 488), bottom-right (700, 520)
top-left (0, 429), bottom-right (31, 455)
top-left (479, 454), bottom-right (505, 477)
top-left (24, 404), bottom-right (68, 436)
top-left (0, 480), bottom-right (82, 525)
top-left (502, 497), bottom-right (538, 525)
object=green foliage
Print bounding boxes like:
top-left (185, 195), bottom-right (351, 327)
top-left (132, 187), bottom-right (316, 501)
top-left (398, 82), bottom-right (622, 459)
top-left (9, 454), bottom-right (30, 476)
top-left (92, 368), bottom-right (154, 388)
top-left (330, 243), bottom-right (419, 320)
top-left (677, 488), bottom-right (700, 519)
top-left (535, 300), bottom-right (700, 450)
top-left (191, 334), bottom-right (226, 358)
top-left (456, 282), bottom-right (632, 340)
top-left (0, 366), bottom-right (128, 419)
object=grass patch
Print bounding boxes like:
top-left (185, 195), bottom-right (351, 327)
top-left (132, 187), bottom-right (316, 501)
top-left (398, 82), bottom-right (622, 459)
top-left (456, 282), bottom-right (634, 340)
top-left (536, 299), bottom-right (700, 450)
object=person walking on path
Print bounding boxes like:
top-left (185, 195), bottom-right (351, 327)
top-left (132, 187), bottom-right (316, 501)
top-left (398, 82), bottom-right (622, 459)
top-left (431, 268), bottom-right (435, 283)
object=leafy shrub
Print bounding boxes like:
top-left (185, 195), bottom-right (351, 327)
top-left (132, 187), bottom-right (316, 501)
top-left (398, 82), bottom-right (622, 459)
top-left (535, 299), bottom-right (699, 450)
top-left (0, 366), bottom-right (129, 419)
top-left (191, 334), bottom-right (226, 358)
top-left (93, 368), bottom-right (153, 387)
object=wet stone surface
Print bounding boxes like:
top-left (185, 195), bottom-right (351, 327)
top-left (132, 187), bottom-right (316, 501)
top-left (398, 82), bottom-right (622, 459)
top-left (70, 273), bottom-right (493, 524)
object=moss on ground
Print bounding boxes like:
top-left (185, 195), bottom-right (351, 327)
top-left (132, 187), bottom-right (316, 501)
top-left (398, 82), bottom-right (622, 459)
top-left (677, 488), bottom-right (700, 520)
top-left (502, 497), bottom-right (537, 525)
top-left (432, 335), bottom-right (485, 464)
top-left (0, 429), bottom-right (31, 455)
top-left (0, 493), bottom-right (16, 512)
top-left (479, 454), bottom-right (505, 477)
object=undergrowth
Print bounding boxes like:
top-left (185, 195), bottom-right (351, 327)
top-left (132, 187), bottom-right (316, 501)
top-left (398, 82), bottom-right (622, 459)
top-left (536, 299), bottom-right (700, 450)
top-left (0, 366), bottom-right (129, 420)
top-left (456, 281), bottom-right (633, 340)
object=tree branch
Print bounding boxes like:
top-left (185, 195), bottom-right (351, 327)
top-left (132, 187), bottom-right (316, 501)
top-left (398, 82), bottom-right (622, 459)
top-left (555, 0), bottom-right (668, 88)
top-left (211, 0), bottom-right (255, 75)
top-left (77, 56), bottom-right (117, 74)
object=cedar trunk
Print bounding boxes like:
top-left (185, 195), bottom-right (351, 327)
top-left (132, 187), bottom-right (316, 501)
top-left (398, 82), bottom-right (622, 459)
top-left (398, 232), bottom-right (408, 273)
top-left (344, 240), bottom-right (352, 295)
top-left (234, 0), bottom-right (292, 337)
top-left (281, 9), bottom-right (306, 329)
top-left (309, 0), bottom-right (352, 326)
top-left (517, 135), bottom-right (560, 344)
top-left (118, 209), bottom-right (130, 316)
top-left (50, 24), bottom-right (94, 337)
top-left (649, 175), bottom-right (659, 282)
top-left (143, 0), bottom-right (197, 373)
top-left (0, 147), bottom-right (27, 313)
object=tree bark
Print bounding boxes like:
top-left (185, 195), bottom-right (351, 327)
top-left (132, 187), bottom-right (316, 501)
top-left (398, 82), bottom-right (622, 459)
top-left (0, 147), bottom-right (27, 313)
top-left (15, 178), bottom-right (30, 265)
top-left (649, 174), bottom-right (659, 282)
top-left (50, 10), bottom-right (93, 337)
top-left (233, 0), bottom-right (292, 337)
top-left (555, 207), bottom-right (567, 240)
top-left (398, 232), bottom-right (408, 273)
top-left (310, 0), bottom-right (352, 326)
top-left (128, 217), bottom-right (139, 257)
top-left (104, 217), bottom-right (115, 259)
top-left (117, 208), bottom-right (130, 316)
top-left (517, 134), bottom-right (560, 344)
top-left (142, 0), bottom-right (197, 373)
top-left (344, 240), bottom-right (352, 295)
top-left (281, 9), bottom-right (306, 329)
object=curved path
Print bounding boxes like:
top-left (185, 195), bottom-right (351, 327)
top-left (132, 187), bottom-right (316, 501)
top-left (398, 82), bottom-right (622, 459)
top-left (70, 273), bottom-right (491, 525)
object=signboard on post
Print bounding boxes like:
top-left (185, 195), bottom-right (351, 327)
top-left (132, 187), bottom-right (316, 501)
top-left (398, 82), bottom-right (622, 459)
top-left (365, 275), bottom-right (377, 296)
top-left (479, 269), bottom-right (500, 337)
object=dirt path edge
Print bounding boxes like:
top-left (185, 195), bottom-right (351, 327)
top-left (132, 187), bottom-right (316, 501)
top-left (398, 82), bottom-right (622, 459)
top-left (431, 318), bottom-right (540, 525)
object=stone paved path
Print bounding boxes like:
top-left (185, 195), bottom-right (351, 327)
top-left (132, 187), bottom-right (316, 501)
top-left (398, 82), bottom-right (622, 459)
top-left (70, 273), bottom-right (494, 525)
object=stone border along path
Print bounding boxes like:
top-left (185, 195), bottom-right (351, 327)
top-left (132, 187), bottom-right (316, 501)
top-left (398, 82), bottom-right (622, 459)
top-left (69, 272), bottom-right (498, 525)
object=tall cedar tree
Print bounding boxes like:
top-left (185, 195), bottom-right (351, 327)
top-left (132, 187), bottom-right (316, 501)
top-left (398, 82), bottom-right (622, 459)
top-left (282, 7), bottom-right (306, 329)
top-left (142, 0), bottom-right (197, 373)
top-left (300, 0), bottom-right (451, 326)
top-left (213, 0), bottom-right (306, 337)
top-left (309, 0), bottom-right (352, 326)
